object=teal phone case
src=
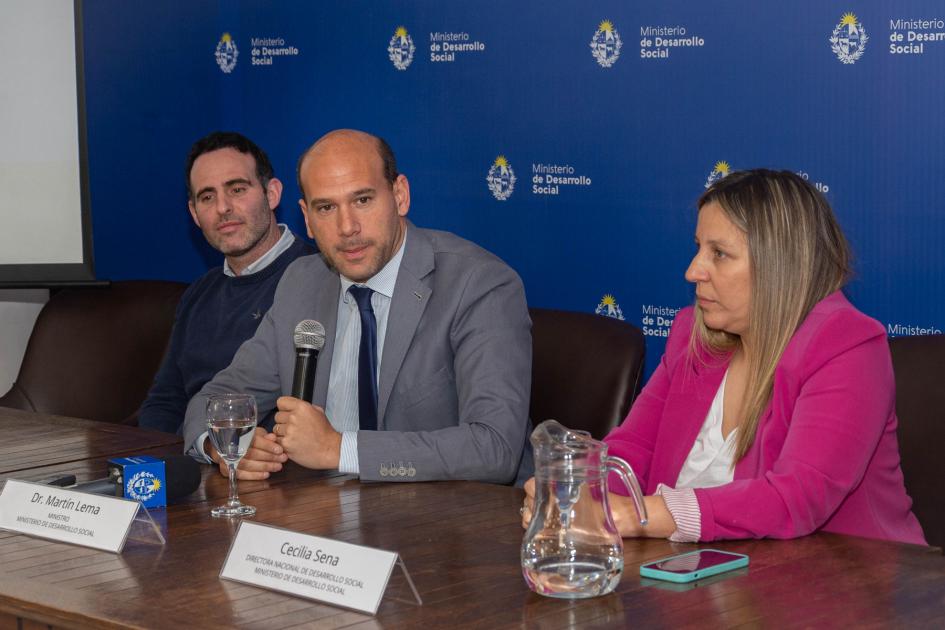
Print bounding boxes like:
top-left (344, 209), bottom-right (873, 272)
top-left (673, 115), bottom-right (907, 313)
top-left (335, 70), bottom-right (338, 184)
top-left (639, 549), bottom-right (749, 583)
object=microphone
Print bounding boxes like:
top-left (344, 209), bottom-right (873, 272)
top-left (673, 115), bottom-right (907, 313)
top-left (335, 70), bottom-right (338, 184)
top-left (292, 319), bottom-right (326, 401)
top-left (65, 455), bottom-right (201, 508)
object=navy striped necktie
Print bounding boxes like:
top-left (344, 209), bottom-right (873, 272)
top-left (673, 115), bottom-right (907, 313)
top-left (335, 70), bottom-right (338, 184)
top-left (348, 286), bottom-right (378, 430)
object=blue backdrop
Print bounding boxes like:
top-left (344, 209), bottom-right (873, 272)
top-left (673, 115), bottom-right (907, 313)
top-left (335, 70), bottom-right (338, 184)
top-left (82, 1), bottom-right (945, 377)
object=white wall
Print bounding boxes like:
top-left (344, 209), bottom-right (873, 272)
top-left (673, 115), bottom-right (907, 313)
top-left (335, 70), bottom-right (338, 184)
top-left (0, 290), bottom-right (48, 396)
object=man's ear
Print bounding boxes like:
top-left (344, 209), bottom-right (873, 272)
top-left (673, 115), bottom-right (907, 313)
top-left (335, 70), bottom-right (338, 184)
top-left (299, 198), bottom-right (315, 239)
top-left (393, 174), bottom-right (410, 217)
top-left (266, 177), bottom-right (283, 209)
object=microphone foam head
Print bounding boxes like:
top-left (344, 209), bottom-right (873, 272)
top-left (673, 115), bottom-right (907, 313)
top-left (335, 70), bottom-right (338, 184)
top-left (294, 319), bottom-right (326, 350)
top-left (164, 456), bottom-right (202, 503)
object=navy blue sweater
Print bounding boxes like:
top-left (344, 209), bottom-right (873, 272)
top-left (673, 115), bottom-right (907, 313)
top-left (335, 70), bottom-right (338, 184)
top-left (138, 236), bottom-right (316, 433)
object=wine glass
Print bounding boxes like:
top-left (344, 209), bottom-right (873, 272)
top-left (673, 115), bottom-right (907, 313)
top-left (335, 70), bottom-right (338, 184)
top-left (207, 393), bottom-right (257, 518)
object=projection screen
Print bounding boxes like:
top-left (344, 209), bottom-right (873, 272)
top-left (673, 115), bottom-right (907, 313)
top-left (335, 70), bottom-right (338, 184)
top-left (0, 0), bottom-right (93, 284)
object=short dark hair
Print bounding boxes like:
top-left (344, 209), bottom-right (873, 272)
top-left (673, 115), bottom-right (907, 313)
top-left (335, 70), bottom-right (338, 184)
top-left (296, 133), bottom-right (399, 199)
top-left (375, 135), bottom-right (399, 186)
top-left (185, 131), bottom-right (274, 199)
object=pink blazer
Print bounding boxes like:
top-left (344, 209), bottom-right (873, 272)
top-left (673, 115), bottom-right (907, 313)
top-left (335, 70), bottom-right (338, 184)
top-left (604, 292), bottom-right (926, 545)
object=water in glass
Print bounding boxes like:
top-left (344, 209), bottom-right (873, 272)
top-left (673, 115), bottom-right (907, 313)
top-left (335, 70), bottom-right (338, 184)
top-left (206, 393), bottom-right (257, 518)
top-left (208, 417), bottom-right (255, 463)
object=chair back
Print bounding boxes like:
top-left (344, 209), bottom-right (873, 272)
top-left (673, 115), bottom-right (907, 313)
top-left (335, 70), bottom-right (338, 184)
top-left (529, 307), bottom-right (646, 440)
top-left (0, 281), bottom-right (186, 425)
top-left (889, 334), bottom-right (945, 549)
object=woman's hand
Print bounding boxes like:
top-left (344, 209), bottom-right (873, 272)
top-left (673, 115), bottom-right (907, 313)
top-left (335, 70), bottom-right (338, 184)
top-left (520, 477), bottom-right (678, 539)
top-left (614, 494), bottom-right (677, 538)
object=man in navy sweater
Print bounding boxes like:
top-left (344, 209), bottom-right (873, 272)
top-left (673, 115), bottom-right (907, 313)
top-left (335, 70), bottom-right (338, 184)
top-left (138, 132), bottom-right (315, 434)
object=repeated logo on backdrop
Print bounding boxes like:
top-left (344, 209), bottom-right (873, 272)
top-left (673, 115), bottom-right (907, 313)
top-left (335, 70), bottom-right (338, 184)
top-left (388, 27), bottom-right (416, 70)
top-left (429, 32), bottom-right (486, 63)
top-left (531, 163), bottom-right (592, 196)
top-left (250, 37), bottom-right (300, 66)
top-left (889, 18), bottom-right (945, 55)
top-left (388, 26), bottom-right (486, 68)
top-left (705, 161), bottom-right (731, 188)
top-left (485, 158), bottom-right (593, 198)
top-left (486, 156), bottom-right (516, 201)
top-left (215, 33), bottom-right (239, 73)
top-left (640, 304), bottom-right (682, 338)
top-left (590, 21), bottom-right (622, 68)
top-left (830, 13), bottom-right (868, 64)
top-left (215, 32), bottom-right (300, 72)
top-left (179, 5), bottom-right (942, 374)
top-left (595, 295), bottom-right (625, 320)
top-left (596, 296), bottom-right (683, 340)
top-left (639, 24), bottom-right (706, 60)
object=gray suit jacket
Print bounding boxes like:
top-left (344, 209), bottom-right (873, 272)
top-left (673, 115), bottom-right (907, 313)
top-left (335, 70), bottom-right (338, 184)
top-left (183, 223), bottom-right (532, 483)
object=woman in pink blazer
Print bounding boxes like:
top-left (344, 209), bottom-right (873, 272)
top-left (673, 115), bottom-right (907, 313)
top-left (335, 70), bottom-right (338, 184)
top-left (522, 169), bottom-right (925, 545)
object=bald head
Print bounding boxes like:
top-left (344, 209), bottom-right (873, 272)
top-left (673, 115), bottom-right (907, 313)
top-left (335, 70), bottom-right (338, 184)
top-left (296, 129), bottom-right (398, 199)
top-left (295, 128), bottom-right (410, 283)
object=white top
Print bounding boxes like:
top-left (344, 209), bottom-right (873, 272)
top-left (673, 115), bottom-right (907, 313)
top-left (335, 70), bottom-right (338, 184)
top-left (674, 369), bottom-right (737, 489)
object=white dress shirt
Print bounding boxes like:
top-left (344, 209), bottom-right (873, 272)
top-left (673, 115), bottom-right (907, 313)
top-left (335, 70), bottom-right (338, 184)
top-left (222, 224), bottom-right (295, 277)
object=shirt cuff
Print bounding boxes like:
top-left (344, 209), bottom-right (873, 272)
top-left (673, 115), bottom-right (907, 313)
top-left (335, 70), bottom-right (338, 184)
top-left (339, 431), bottom-right (360, 475)
top-left (187, 431), bottom-right (215, 464)
top-left (655, 483), bottom-right (701, 542)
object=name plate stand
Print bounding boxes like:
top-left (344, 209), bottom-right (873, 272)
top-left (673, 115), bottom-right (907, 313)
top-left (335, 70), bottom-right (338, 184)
top-left (221, 520), bottom-right (422, 616)
top-left (0, 479), bottom-right (165, 552)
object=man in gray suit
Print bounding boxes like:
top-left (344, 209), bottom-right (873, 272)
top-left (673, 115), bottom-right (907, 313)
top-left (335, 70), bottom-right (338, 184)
top-left (183, 129), bottom-right (532, 484)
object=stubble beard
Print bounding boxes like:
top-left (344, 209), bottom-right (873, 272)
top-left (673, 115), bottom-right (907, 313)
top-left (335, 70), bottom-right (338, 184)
top-left (216, 205), bottom-right (276, 260)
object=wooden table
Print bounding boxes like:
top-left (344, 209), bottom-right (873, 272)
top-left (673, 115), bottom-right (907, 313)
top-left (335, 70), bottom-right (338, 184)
top-left (0, 408), bottom-right (182, 478)
top-left (2, 413), bottom-right (945, 629)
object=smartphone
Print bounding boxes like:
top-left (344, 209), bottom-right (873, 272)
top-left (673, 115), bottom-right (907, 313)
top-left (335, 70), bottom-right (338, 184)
top-left (639, 549), bottom-right (749, 583)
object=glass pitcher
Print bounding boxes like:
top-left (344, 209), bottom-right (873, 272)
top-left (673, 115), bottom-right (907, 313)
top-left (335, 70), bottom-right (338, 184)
top-left (521, 420), bottom-right (647, 599)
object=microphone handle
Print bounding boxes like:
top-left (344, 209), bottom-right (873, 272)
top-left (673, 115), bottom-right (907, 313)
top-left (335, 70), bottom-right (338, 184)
top-left (44, 474), bottom-right (76, 487)
top-left (291, 347), bottom-right (318, 401)
top-left (71, 478), bottom-right (121, 496)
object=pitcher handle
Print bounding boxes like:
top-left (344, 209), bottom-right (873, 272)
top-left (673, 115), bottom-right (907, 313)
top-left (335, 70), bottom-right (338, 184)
top-left (604, 455), bottom-right (648, 525)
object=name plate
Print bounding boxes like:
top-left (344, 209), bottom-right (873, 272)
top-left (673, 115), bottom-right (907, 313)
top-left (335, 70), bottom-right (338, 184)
top-left (0, 479), bottom-right (141, 553)
top-left (221, 521), bottom-right (400, 615)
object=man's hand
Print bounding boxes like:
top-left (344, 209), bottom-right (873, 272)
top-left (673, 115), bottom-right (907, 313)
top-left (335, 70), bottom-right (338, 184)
top-left (272, 396), bottom-right (342, 470)
top-left (204, 427), bottom-right (287, 480)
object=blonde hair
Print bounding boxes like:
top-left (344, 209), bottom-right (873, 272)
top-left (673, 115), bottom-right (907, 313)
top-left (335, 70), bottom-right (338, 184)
top-left (692, 169), bottom-right (852, 462)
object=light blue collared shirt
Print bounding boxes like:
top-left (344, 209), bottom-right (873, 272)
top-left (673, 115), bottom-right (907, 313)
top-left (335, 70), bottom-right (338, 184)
top-left (222, 224), bottom-right (295, 277)
top-left (327, 234), bottom-right (407, 475)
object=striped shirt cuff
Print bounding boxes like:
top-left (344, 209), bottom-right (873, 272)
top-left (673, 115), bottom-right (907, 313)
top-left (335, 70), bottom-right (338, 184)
top-left (339, 431), bottom-right (360, 475)
top-left (188, 431), bottom-right (215, 464)
top-left (655, 483), bottom-right (701, 542)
